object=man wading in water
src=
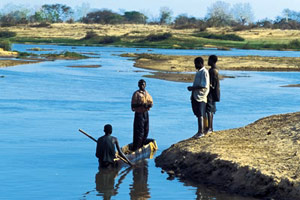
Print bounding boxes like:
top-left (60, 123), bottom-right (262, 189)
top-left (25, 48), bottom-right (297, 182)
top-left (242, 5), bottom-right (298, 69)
top-left (96, 124), bottom-right (133, 169)
top-left (131, 79), bottom-right (153, 151)
top-left (187, 57), bottom-right (210, 138)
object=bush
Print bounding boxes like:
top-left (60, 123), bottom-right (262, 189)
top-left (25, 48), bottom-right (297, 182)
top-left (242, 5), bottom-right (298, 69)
top-left (145, 33), bottom-right (172, 42)
top-left (288, 39), bottom-right (300, 49)
top-left (194, 32), bottom-right (244, 41)
top-left (83, 31), bottom-right (99, 40)
top-left (98, 36), bottom-right (120, 44)
top-left (0, 40), bottom-right (12, 51)
top-left (0, 31), bottom-right (17, 38)
top-left (63, 51), bottom-right (88, 58)
top-left (30, 22), bottom-right (51, 28)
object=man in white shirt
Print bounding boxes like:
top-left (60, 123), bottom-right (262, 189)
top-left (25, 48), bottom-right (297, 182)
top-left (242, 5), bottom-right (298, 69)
top-left (187, 57), bottom-right (210, 138)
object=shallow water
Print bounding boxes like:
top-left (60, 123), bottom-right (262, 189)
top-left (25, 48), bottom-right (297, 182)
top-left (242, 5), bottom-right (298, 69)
top-left (0, 44), bottom-right (299, 199)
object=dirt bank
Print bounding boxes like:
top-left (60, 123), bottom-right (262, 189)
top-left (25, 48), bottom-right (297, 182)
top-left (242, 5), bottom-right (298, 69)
top-left (66, 65), bottom-right (101, 68)
top-left (121, 53), bottom-right (300, 83)
top-left (0, 60), bottom-right (40, 68)
top-left (155, 112), bottom-right (300, 200)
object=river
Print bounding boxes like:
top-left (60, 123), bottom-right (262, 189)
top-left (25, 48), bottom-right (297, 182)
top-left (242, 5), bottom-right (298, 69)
top-left (0, 44), bottom-right (299, 199)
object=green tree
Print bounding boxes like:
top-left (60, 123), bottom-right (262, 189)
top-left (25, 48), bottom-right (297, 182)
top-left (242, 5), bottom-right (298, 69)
top-left (123, 11), bottom-right (147, 24)
top-left (0, 10), bottom-right (30, 26)
top-left (36, 4), bottom-right (73, 23)
top-left (174, 15), bottom-right (201, 29)
top-left (82, 10), bottom-right (124, 24)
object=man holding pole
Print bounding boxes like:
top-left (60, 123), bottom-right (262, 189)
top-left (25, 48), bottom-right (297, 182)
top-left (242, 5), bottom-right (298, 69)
top-left (95, 124), bottom-right (133, 168)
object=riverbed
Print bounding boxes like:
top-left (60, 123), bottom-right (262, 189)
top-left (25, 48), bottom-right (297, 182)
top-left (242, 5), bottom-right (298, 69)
top-left (0, 44), bottom-right (299, 199)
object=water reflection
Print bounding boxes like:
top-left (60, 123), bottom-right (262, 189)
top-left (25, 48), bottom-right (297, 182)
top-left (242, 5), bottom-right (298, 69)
top-left (130, 160), bottom-right (150, 200)
top-left (95, 160), bottom-right (150, 200)
top-left (95, 167), bottom-right (131, 200)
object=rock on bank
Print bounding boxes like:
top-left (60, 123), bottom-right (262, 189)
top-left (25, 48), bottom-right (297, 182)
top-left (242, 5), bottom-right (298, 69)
top-left (155, 112), bottom-right (300, 200)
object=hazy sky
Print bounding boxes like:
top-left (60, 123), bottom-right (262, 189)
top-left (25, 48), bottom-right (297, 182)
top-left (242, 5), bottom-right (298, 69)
top-left (0, 0), bottom-right (299, 20)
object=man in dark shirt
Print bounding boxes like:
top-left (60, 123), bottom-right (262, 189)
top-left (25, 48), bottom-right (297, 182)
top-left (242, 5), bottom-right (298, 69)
top-left (96, 124), bottom-right (133, 168)
top-left (206, 55), bottom-right (220, 133)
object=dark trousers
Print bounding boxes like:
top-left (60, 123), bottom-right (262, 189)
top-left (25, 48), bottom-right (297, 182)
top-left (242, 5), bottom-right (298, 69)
top-left (133, 111), bottom-right (149, 151)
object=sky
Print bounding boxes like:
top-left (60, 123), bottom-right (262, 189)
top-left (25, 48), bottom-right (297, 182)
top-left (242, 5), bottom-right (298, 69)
top-left (0, 0), bottom-right (299, 21)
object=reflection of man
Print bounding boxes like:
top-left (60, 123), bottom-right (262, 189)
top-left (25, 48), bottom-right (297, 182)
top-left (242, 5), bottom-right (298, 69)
top-left (95, 168), bottom-right (119, 200)
top-left (130, 160), bottom-right (150, 200)
top-left (95, 167), bottom-right (132, 200)
top-left (131, 79), bottom-right (153, 151)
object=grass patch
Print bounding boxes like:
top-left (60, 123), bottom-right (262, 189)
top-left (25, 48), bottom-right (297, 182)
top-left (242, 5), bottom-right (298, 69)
top-left (0, 40), bottom-right (12, 51)
top-left (98, 36), bottom-right (121, 44)
top-left (288, 39), bottom-right (300, 49)
top-left (0, 31), bottom-right (17, 38)
top-left (44, 51), bottom-right (88, 59)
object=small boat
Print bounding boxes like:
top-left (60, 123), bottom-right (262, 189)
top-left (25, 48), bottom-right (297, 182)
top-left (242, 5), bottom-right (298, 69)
top-left (114, 139), bottom-right (158, 167)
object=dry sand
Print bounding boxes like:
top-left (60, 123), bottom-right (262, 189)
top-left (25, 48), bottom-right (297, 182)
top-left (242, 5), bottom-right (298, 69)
top-left (0, 59), bottom-right (40, 68)
top-left (121, 53), bottom-right (300, 85)
top-left (156, 112), bottom-right (300, 200)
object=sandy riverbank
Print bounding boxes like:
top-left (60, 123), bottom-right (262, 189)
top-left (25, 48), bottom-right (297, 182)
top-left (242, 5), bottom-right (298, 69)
top-left (0, 60), bottom-right (40, 68)
top-left (121, 53), bottom-right (300, 85)
top-left (155, 112), bottom-right (300, 200)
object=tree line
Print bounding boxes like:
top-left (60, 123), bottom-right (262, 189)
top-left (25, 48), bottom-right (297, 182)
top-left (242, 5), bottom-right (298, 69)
top-left (0, 2), bottom-right (300, 30)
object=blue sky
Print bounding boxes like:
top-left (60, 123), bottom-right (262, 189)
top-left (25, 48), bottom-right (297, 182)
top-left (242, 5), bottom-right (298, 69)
top-left (0, 0), bottom-right (299, 20)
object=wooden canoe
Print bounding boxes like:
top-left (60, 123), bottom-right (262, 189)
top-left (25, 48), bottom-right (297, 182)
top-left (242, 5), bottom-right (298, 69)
top-left (114, 139), bottom-right (158, 167)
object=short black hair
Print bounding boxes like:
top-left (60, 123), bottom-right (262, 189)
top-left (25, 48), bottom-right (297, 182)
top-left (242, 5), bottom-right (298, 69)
top-left (194, 57), bottom-right (204, 68)
top-left (104, 124), bottom-right (112, 134)
top-left (138, 79), bottom-right (146, 84)
top-left (209, 55), bottom-right (218, 63)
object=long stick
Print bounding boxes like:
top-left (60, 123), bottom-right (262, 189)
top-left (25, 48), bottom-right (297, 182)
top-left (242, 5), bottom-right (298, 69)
top-left (79, 129), bottom-right (97, 142)
top-left (78, 129), bottom-right (130, 165)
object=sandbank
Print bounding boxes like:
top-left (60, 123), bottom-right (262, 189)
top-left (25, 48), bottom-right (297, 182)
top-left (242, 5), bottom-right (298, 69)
top-left (156, 112), bottom-right (300, 199)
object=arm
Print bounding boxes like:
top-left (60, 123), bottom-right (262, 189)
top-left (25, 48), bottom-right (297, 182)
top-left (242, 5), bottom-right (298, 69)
top-left (187, 85), bottom-right (205, 91)
top-left (95, 140), bottom-right (101, 158)
top-left (113, 137), bottom-right (134, 166)
top-left (131, 92), bottom-right (141, 111)
top-left (210, 69), bottom-right (219, 89)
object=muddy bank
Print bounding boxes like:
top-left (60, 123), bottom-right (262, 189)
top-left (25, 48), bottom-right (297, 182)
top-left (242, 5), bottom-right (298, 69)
top-left (155, 112), bottom-right (300, 200)
top-left (281, 84), bottom-right (300, 87)
top-left (0, 60), bottom-right (40, 68)
top-left (66, 65), bottom-right (101, 68)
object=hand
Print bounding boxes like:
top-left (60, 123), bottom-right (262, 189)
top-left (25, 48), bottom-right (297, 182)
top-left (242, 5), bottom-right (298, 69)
top-left (144, 104), bottom-right (151, 109)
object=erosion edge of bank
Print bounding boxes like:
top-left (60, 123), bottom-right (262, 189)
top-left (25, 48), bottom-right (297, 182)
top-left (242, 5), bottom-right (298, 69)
top-left (155, 112), bottom-right (300, 200)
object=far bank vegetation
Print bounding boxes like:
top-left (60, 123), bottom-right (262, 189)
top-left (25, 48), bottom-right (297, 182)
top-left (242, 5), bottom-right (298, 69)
top-left (1, 2), bottom-right (300, 50)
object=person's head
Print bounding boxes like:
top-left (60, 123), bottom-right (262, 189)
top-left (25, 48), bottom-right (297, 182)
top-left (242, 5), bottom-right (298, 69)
top-left (104, 124), bottom-right (112, 135)
top-left (208, 55), bottom-right (218, 67)
top-left (138, 79), bottom-right (146, 90)
top-left (194, 57), bottom-right (204, 70)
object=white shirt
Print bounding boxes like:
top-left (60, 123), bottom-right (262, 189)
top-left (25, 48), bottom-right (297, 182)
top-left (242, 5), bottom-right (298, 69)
top-left (192, 67), bottom-right (210, 103)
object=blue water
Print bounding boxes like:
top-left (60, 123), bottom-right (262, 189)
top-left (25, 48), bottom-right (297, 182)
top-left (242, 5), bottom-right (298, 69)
top-left (0, 44), bottom-right (300, 200)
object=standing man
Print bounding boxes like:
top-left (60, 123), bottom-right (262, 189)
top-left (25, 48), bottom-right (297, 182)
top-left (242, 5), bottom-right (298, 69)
top-left (206, 55), bottom-right (220, 133)
top-left (96, 124), bottom-right (133, 168)
top-left (131, 79), bottom-right (153, 151)
top-left (187, 57), bottom-right (210, 138)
